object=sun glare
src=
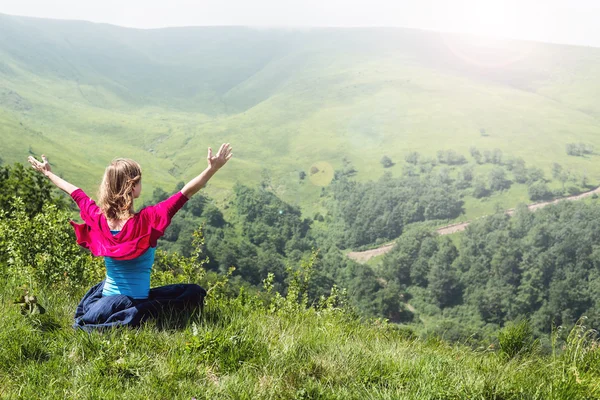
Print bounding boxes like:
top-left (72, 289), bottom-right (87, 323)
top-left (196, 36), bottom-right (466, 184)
top-left (463, 2), bottom-right (515, 39)
top-left (440, 2), bottom-right (537, 68)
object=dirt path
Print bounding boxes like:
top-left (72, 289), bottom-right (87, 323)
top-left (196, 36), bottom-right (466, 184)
top-left (347, 186), bottom-right (600, 263)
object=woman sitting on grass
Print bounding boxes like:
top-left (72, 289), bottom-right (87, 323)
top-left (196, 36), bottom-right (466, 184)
top-left (27, 144), bottom-right (233, 331)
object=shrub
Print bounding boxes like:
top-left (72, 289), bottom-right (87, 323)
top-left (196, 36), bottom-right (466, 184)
top-left (405, 152), bottom-right (420, 165)
top-left (0, 197), bottom-right (101, 288)
top-left (528, 182), bottom-right (552, 201)
top-left (498, 319), bottom-right (539, 359)
top-left (380, 155), bottom-right (394, 168)
top-left (566, 143), bottom-right (594, 157)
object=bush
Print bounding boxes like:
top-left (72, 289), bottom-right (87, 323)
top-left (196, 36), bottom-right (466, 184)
top-left (0, 197), bottom-right (101, 288)
top-left (566, 143), bottom-right (594, 157)
top-left (498, 319), bottom-right (539, 359)
top-left (473, 180), bottom-right (490, 198)
top-left (567, 186), bottom-right (581, 196)
top-left (405, 152), bottom-right (420, 165)
top-left (380, 155), bottom-right (394, 168)
top-left (437, 150), bottom-right (467, 165)
top-left (528, 182), bottom-right (552, 201)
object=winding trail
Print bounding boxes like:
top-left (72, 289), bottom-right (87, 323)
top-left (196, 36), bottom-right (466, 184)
top-left (347, 186), bottom-right (600, 263)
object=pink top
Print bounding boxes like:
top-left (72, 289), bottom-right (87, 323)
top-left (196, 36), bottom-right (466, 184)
top-left (69, 188), bottom-right (189, 260)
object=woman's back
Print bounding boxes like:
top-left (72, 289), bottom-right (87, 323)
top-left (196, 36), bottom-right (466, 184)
top-left (103, 230), bottom-right (156, 299)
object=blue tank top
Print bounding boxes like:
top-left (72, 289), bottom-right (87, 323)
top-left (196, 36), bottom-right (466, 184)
top-left (102, 230), bottom-right (155, 299)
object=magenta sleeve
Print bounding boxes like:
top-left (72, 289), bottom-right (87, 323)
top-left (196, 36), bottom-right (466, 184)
top-left (147, 191), bottom-right (189, 232)
top-left (70, 188), bottom-right (102, 226)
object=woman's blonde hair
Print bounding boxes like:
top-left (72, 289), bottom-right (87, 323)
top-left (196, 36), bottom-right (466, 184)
top-left (98, 158), bottom-right (142, 220)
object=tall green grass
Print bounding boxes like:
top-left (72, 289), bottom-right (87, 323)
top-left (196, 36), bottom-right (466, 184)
top-left (1, 275), bottom-right (600, 399)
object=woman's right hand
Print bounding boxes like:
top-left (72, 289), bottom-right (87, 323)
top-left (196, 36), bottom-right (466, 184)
top-left (207, 143), bottom-right (233, 171)
top-left (28, 154), bottom-right (52, 176)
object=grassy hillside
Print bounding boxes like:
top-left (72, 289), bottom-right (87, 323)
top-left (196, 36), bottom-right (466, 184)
top-left (2, 279), bottom-right (600, 399)
top-left (1, 13), bottom-right (600, 221)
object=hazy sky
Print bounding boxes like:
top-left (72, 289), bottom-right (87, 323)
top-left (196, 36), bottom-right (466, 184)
top-left (1, 0), bottom-right (599, 47)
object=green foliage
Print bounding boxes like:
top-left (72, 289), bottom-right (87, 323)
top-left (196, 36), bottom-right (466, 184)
top-left (0, 163), bottom-right (67, 217)
top-left (472, 179), bottom-right (490, 198)
top-left (489, 166), bottom-right (511, 192)
top-left (529, 181), bottom-right (553, 201)
top-left (380, 155), bottom-right (394, 168)
top-left (566, 143), bottom-right (594, 157)
top-left (0, 197), bottom-right (101, 288)
top-left (405, 151), bottom-right (420, 165)
top-left (498, 319), bottom-right (539, 359)
top-left (233, 184), bottom-right (311, 254)
top-left (427, 238), bottom-right (462, 308)
top-left (470, 146), bottom-right (482, 163)
top-left (329, 173), bottom-right (463, 248)
top-left (379, 200), bottom-right (600, 335)
top-left (437, 149), bottom-right (467, 165)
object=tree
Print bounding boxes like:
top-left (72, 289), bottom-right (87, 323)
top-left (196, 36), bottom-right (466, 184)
top-left (472, 179), bottom-right (490, 198)
top-left (380, 155), bottom-right (394, 168)
top-left (528, 182), bottom-right (552, 201)
top-left (437, 167), bottom-right (452, 185)
top-left (186, 193), bottom-right (207, 217)
top-left (437, 150), bottom-right (467, 165)
top-left (470, 147), bottom-right (482, 164)
top-left (427, 238), bottom-right (462, 308)
top-left (491, 148), bottom-right (503, 165)
top-left (552, 163), bottom-right (563, 180)
top-left (512, 158), bottom-right (528, 184)
top-left (527, 167), bottom-right (545, 184)
top-left (405, 152), bottom-right (420, 165)
top-left (341, 157), bottom-right (357, 177)
top-left (0, 163), bottom-right (66, 217)
top-left (483, 150), bottom-right (492, 164)
top-left (489, 167), bottom-right (510, 192)
top-left (566, 142), bottom-right (594, 157)
top-left (456, 165), bottom-right (474, 189)
top-left (461, 165), bottom-right (474, 182)
top-left (203, 204), bottom-right (225, 228)
top-left (152, 187), bottom-right (169, 203)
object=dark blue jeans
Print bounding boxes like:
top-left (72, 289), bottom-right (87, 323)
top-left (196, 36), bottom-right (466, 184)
top-left (74, 281), bottom-right (206, 331)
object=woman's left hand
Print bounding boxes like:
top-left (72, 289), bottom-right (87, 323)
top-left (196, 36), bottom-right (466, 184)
top-left (207, 143), bottom-right (233, 171)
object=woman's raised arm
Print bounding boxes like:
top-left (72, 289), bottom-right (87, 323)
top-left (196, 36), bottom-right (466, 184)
top-left (181, 143), bottom-right (233, 198)
top-left (28, 155), bottom-right (79, 195)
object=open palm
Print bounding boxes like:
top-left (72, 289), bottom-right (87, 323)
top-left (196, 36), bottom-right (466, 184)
top-left (208, 143), bottom-right (233, 171)
top-left (28, 155), bottom-right (52, 176)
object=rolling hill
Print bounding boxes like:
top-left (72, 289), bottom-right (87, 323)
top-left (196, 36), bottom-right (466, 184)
top-left (1, 13), bottom-right (600, 220)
